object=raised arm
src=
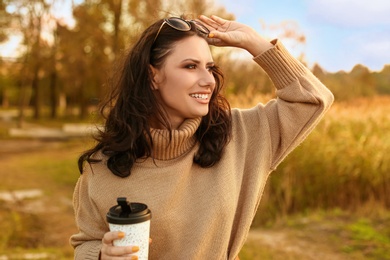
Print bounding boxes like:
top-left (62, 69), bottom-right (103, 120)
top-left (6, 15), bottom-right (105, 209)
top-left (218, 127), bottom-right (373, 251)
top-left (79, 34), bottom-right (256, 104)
top-left (199, 15), bottom-right (334, 169)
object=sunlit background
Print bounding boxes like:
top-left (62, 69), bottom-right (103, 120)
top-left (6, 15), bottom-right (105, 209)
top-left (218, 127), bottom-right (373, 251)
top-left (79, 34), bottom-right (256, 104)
top-left (2, 0), bottom-right (390, 72)
top-left (0, 0), bottom-right (389, 259)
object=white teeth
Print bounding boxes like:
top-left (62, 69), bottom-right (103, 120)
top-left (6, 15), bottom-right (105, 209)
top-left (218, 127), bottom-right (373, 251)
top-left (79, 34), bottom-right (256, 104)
top-left (190, 94), bottom-right (208, 99)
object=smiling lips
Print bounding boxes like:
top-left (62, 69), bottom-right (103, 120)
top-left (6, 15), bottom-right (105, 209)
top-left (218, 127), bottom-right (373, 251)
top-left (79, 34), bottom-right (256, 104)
top-left (190, 93), bottom-right (210, 100)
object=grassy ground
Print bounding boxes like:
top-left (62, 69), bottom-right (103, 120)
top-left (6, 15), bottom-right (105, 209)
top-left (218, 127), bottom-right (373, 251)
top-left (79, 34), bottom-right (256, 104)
top-left (0, 138), bottom-right (84, 259)
top-left (1, 138), bottom-right (389, 260)
top-left (240, 209), bottom-right (390, 260)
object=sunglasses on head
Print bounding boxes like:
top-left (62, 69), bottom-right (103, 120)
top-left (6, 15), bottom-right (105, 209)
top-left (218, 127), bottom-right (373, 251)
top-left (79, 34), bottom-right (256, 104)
top-left (153, 17), bottom-right (210, 44)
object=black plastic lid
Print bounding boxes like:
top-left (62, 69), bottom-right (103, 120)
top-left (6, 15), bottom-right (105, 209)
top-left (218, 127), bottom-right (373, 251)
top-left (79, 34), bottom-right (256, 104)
top-left (106, 197), bottom-right (151, 224)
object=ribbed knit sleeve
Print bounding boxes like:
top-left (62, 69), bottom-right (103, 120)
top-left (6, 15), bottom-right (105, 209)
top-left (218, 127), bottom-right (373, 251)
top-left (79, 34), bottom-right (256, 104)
top-left (253, 39), bottom-right (334, 169)
top-left (70, 158), bottom-right (107, 260)
top-left (74, 241), bottom-right (101, 260)
top-left (226, 40), bottom-right (333, 258)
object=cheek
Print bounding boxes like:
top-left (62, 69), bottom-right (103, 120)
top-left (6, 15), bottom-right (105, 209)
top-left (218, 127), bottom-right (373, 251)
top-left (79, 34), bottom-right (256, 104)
top-left (157, 81), bottom-right (186, 105)
top-left (159, 72), bottom-right (191, 94)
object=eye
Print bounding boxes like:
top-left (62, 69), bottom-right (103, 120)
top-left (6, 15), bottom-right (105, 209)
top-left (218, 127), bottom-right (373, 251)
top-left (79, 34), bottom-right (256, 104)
top-left (207, 65), bottom-right (215, 72)
top-left (185, 64), bottom-right (197, 69)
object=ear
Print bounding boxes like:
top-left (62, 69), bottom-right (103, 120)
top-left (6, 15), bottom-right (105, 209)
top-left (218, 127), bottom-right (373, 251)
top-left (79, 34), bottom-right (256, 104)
top-left (149, 65), bottom-right (161, 90)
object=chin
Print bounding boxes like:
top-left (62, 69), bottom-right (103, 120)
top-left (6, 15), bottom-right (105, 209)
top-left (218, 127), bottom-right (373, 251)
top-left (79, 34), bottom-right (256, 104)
top-left (198, 111), bottom-right (209, 117)
top-left (188, 109), bottom-right (209, 118)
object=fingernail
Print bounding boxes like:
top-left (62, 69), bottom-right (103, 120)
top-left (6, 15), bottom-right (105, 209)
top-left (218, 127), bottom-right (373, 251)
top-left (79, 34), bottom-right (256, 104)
top-left (208, 33), bottom-right (214, 38)
top-left (131, 256), bottom-right (138, 260)
top-left (118, 232), bottom-right (125, 238)
top-left (132, 246), bottom-right (139, 252)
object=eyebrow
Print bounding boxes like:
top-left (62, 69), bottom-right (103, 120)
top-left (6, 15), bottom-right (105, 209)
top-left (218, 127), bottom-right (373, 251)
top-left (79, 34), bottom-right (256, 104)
top-left (181, 58), bottom-right (215, 66)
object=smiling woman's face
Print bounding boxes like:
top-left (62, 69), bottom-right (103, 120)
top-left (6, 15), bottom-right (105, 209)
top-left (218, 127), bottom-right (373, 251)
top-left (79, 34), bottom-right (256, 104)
top-left (151, 35), bottom-right (216, 129)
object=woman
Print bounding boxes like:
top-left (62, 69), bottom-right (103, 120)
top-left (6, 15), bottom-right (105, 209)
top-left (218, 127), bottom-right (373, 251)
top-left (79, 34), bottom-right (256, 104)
top-left (70, 15), bottom-right (334, 259)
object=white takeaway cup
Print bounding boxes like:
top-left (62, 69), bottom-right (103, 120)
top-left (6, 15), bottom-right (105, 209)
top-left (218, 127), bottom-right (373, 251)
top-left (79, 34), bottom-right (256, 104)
top-left (107, 197), bottom-right (151, 260)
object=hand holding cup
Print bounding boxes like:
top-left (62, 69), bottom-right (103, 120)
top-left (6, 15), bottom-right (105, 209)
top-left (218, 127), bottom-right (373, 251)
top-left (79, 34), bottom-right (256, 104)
top-left (105, 197), bottom-right (152, 260)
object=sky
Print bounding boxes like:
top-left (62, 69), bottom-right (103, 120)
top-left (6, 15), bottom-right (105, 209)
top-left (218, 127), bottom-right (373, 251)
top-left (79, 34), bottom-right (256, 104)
top-left (216, 0), bottom-right (390, 72)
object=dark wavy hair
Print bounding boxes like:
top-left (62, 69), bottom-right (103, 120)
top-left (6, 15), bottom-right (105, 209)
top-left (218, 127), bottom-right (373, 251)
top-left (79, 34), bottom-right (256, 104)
top-left (78, 17), bottom-right (232, 177)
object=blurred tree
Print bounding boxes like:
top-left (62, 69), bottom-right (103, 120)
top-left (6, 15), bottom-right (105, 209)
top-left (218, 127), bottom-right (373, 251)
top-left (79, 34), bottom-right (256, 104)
top-left (374, 65), bottom-right (390, 95)
top-left (126, 0), bottom-right (163, 42)
top-left (48, 21), bottom-right (59, 119)
top-left (5, 0), bottom-right (389, 123)
top-left (0, 0), bottom-right (69, 122)
top-left (350, 64), bottom-right (376, 97)
top-left (57, 1), bottom-right (110, 119)
top-left (7, 0), bottom-right (52, 125)
top-left (322, 71), bottom-right (350, 101)
top-left (101, 0), bottom-right (124, 59)
top-left (1, 0), bottom-right (239, 121)
top-left (223, 58), bottom-right (271, 98)
top-left (0, 1), bottom-right (24, 121)
top-left (0, 0), bottom-right (12, 43)
top-left (312, 63), bottom-right (327, 80)
top-left (314, 63), bottom-right (381, 101)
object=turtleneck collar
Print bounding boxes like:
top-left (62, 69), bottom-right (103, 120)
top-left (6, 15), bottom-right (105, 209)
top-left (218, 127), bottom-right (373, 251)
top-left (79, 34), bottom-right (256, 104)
top-left (150, 117), bottom-right (201, 160)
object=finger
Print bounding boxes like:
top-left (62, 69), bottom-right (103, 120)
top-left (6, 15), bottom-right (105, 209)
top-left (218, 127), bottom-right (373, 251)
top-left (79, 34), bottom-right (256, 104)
top-left (198, 15), bottom-right (221, 29)
top-left (102, 231), bottom-right (126, 245)
top-left (198, 15), bottom-right (213, 24)
top-left (102, 245), bottom-right (139, 257)
top-left (206, 31), bottom-right (226, 45)
top-left (209, 15), bottom-right (229, 26)
top-left (205, 37), bottom-right (222, 46)
top-left (200, 14), bottom-right (229, 29)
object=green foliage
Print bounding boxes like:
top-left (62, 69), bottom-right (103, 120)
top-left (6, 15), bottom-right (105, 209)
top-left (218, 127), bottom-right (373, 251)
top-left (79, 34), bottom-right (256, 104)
top-left (348, 219), bottom-right (389, 243)
top-left (343, 218), bottom-right (390, 259)
top-left (20, 149), bottom-right (80, 189)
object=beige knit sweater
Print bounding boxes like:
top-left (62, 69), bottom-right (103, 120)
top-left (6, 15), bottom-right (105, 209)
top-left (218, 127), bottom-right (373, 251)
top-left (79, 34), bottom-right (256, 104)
top-left (70, 40), bottom-right (334, 259)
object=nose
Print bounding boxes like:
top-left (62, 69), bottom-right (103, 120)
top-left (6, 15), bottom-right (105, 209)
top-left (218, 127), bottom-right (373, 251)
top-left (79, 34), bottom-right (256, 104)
top-left (199, 69), bottom-right (215, 88)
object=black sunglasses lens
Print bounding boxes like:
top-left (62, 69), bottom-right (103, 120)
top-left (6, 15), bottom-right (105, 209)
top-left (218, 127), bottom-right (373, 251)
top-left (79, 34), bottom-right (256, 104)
top-left (166, 17), bottom-right (191, 31)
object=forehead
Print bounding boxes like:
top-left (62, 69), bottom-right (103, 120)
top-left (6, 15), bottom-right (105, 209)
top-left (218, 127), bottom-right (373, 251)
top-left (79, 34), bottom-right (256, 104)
top-left (166, 36), bottom-right (213, 62)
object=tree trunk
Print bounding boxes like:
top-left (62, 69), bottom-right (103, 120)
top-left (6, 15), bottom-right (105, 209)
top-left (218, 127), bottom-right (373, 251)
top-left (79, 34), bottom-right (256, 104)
top-left (1, 88), bottom-right (9, 108)
top-left (79, 81), bottom-right (88, 119)
top-left (31, 66), bottom-right (40, 119)
top-left (18, 81), bottom-right (28, 128)
top-left (49, 70), bottom-right (58, 118)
